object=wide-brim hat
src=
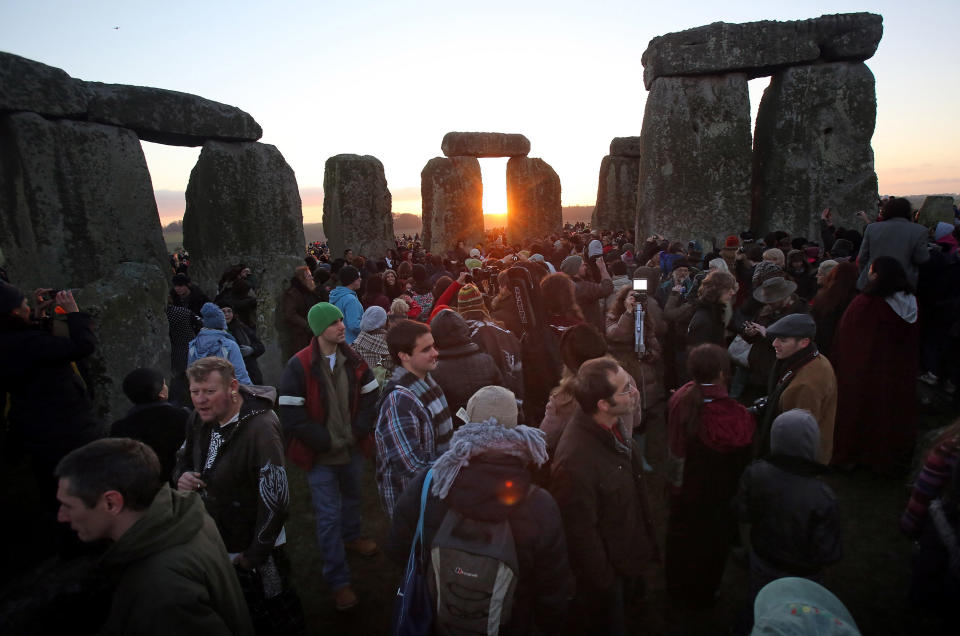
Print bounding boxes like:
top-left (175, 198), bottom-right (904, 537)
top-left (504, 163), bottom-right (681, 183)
top-left (753, 276), bottom-right (797, 304)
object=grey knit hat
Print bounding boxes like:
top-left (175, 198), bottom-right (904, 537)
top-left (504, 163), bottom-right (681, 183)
top-left (560, 254), bottom-right (583, 276)
top-left (360, 305), bottom-right (387, 332)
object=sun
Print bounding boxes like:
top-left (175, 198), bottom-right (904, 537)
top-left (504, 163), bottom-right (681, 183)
top-left (480, 158), bottom-right (509, 216)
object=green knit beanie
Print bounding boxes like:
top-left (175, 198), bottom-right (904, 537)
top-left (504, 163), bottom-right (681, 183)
top-left (307, 302), bottom-right (343, 336)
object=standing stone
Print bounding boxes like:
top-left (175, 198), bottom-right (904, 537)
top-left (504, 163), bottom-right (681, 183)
top-left (0, 112), bottom-right (169, 421)
top-left (322, 154), bottom-right (395, 260)
top-left (609, 137), bottom-right (643, 158)
top-left (421, 157), bottom-right (483, 253)
top-left (184, 141), bottom-right (305, 384)
top-left (441, 132), bottom-right (531, 158)
top-left (635, 74), bottom-right (752, 247)
top-left (592, 155), bottom-right (640, 231)
top-left (506, 158), bottom-right (562, 244)
top-left (752, 62), bottom-right (878, 240)
top-left (916, 196), bottom-right (956, 229)
top-left (641, 13), bottom-right (883, 89)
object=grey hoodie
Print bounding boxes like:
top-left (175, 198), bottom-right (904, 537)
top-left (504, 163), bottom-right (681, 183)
top-left (770, 409), bottom-right (820, 462)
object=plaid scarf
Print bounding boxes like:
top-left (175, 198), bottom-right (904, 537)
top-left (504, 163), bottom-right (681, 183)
top-left (388, 366), bottom-right (453, 448)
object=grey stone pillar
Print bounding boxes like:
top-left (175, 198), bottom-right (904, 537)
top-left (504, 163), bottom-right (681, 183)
top-left (592, 138), bottom-right (642, 230)
top-left (635, 74), bottom-right (752, 248)
top-left (506, 157), bottom-right (562, 245)
top-left (420, 156), bottom-right (483, 253)
top-left (184, 141), bottom-right (305, 384)
top-left (0, 113), bottom-right (169, 421)
top-left (752, 62), bottom-right (878, 240)
top-left (322, 154), bottom-right (395, 261)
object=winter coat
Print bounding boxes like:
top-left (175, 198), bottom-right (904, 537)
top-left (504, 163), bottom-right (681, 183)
top-left (227, 320), bottom-right (265, 385)
top-left (170, 284), bottom-right (210, 316)
top-left (745, 297), bottom-right (809, 389)
top-left (99, 485), bottom-right (253, 636)
top-left (187, 329), bottom-right (252, 385)
top-left (686, 301), bottom-right (727, 349)
top-left (856, 216), bottom-right (931, 290)
top-left (767, 350), bottom-right (837, 464)
top-left (573, 275), bottom-right (614, 331)
top-left (111, 402), bottom-right (189, 482)
top-left (549, 408), bottom-right (658, 599)
top-left (464, 318), bottom-right (524, 403)
top-left (387, 456), bottom-right (573, 636)
top-left (735, 410), bottom-right (841, 575)
top-left (174, 385), bottom-right (287, 567)
top-left (280, 280), bottom-right (322, 359)
top-left (329, 285), bottom-right (364, 344)
top-left (605, 307), bottom-right (666, 433)
top-left (431, 310), bottom-right (504, 418)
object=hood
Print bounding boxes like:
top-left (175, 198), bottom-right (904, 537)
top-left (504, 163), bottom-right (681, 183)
top-left (884, 291), bottom-right (918, 324)
top-left (101, 485), bottom-right (204, 569)
top-left (190, 329), bottom-right (237, 355)
top-left (442, 455), bottom-right (534, 523)
top-left (240, 382), bottom-right (276, 407)
top-left (328, 286), bottom-right (357, 304)
top-left (431, 309), bottom-right (474, 350)
top-left (769, 409), bottom-right (819, 461)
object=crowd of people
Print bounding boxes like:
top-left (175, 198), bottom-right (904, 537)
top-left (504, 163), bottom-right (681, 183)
top-left (1, 195), bottom-right (960, 634)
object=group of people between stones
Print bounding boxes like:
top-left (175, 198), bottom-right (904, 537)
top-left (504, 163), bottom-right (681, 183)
top-left (1, 193), bottom-right (959, 634)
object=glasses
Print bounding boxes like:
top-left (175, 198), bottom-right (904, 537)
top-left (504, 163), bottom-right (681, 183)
top-left (616, 381), bottom-right (637, 397)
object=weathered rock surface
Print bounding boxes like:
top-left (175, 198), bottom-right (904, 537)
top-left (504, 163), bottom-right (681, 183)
top-left (506, 157), bottom-right (562, 244)
top-left (635, 75), bottom-right (752, 247)
top-left (916, 196), bottom-right (957, 228)
top-left (322, 154), bottom-right (395, 260)
top-left (184, 141), bottom-right (305, 383)
top-left (752, 62), bottom-right (878, 240)
top-left (610, 137), bottom-right (643, 158)
top-left (83, 82), bottom-right (262, 146)
top-left (0, 113), bottom-right (168, 288)
top-left (592, 155), bottom-right (641, 231)
top-left (0, 51), bottom-right (87, 116)
top-left (642, 13), bottom-right (883, 89)
top-left (442, 132), bottom-right (531, 158)
top-left (0, 113), bottom-right (170, 421)
top-left (421, 157), bottom-right (484, 253)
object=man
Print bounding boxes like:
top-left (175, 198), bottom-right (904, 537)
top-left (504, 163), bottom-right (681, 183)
top-left (281, 265), bottom-right (323, 360)
top-left (756, 313), bottom-right (837, 464)
top-left (56, 437), bottom-right (253, 635)
top-left (329, 265), bottom-right (364, 344)
top-left (175, 357), bottom-right (304, 635)
top-left (856, 196), bottom-right (931, 290)
top-left (374, 319), bottom-right (453, 518)
top-left (549, 358), bottom-right (658, 634)
top-left (278, 302), bottom-right (380, 611)
top-left (560, 254), bottom-right (613, 330)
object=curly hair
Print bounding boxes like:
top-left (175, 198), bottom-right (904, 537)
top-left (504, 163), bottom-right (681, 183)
top-left (541, 273), bottom-right (584, 321)
top-left (697, 271), bottom-right (737, 303)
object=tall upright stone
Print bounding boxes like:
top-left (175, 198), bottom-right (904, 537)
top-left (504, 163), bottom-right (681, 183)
top-left (0, 112), bottom-right (169, 421)
top-left (421, 157), bottom-right (483, 253)
top-left (592, 156), bottom-right (641, 230)
top-left (184, 141), bottom-right (305, 384)
top-left (752, 62), bottom-right (878, 239)
top-left (506, 158), bottom-right (562, 244)
top-left (916, 195), bottom-right (956, 229)
top-left (322, 154), bottom-right (394, 261)
top-left (635, 74), bottom-right (752, 246)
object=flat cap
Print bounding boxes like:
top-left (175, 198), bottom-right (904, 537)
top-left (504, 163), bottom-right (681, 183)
top-left (766, 313), bottom-right (816, 339)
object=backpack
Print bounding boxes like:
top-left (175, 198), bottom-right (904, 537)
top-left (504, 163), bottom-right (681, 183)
top-left (428, 509), bottom-right (519, 636)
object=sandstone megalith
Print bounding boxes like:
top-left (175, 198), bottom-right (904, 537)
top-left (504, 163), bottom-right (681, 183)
top-left (0, 51), bottom-right (87, 116)
top-left (322, 154), bottom-right (395, 261)
top-left (642, 13), bottom-right (883, 89)
top-left (752, 62), bottom-right (878, 240)
top-left (635, 74), bottom-right (752, 246)
top-left (82, 82), bottom-right (263, 147)
top-left (916, 196), bottom-right (956, 228)
top-left (442, 132), bottom-right (531, 158)
top-left (609, 136), bottom-right (643, 158)
top-left (421, 157), bottom-right (484, 253)
top-left (184, 141), bottom-right (305, 383)
top-left (0, 112), bottom-right (170, 420)
top-left (592, 155), bottom-right (640, 231)
top-left (506, 157), bottom-right (562, 244)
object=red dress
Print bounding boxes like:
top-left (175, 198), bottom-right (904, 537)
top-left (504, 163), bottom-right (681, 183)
top-left (831, 293), bottom-right (919, 471)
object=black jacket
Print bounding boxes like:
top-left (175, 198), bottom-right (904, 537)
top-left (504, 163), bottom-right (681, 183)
top-left (111, 402), bottom-right (189, 482)
top-left (387, 457), bottom-right (573, 636)
top-left (686, 301), bottom-right (727, 349)
top-left (431, 310), bottom-right (503, 418)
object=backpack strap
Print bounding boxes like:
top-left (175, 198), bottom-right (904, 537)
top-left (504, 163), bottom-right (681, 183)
top-left (415, 469), bottom-right (434, 554)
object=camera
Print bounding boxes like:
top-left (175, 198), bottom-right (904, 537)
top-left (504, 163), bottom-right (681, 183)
top-left (631, 278), bottom-right (649, 301)
top-left (746, 396), bottom-right (768, 415)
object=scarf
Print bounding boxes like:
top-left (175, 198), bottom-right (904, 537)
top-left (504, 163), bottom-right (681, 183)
top-left (430, 418), bottom-right (548, 499)
top-left (388, 366), bottom-right (453, 448)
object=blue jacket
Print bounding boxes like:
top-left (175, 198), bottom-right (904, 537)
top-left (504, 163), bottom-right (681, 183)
top-left (329, 286), bottom-right (363, 344)
top-left (188, 329), bottom-right (252, 385)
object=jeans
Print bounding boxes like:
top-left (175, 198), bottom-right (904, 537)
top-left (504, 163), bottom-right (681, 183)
top-left (305, 450), bottom-right (363, 590)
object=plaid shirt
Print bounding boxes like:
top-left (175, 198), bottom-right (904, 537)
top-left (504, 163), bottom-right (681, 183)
top-left (374, 368), bottom-right (451, 517)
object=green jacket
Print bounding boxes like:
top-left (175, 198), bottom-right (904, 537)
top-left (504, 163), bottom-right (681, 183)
top-left (99, 485), bottom-right (253, 636)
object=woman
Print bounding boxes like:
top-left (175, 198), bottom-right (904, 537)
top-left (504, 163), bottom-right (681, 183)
top-left (686, 271), bottom-right (737, 350)
top-left (832, 256), bottom-right (919, 472)
top-left (352, 306), bottom-right (393, 383)
top-left (361, 273), bottom-right (390, 311)
top-left (810, 261), bottom-right (859, 357)
top-left (220, 302), bottom-right (265, 385)
top-left (409, 264), bottom-right (434, 317)
top-left (665, 344), bottom-right (754, 606)
top-left (387, 297), bottom-right (410, 330)
top-left (383, 268), bottom-right (404, 300)
top-left (786, 249), bottom-right (817, 301)
top-left (540, 273), bottom-right (584, 337)
top-left (431, 309), bottom-right (503, 419)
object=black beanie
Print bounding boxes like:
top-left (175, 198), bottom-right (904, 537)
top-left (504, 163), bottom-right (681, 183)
top-left (339, 265), bottom-right (360, 287)
top-left (0, 282), bottom-right (25, 314)
top-left (122, 368), bottom-right (166, 405)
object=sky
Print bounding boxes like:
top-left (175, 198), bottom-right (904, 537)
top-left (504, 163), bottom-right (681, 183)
top-left (2, 1), bottom-right (958, 225)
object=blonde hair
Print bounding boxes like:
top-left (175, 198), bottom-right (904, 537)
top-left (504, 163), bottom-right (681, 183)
top-left (186, 357), bottom-right (236, 386)
top-left (390, 298), bottom-right (409, 316)
top-left (762, 248), bottom-right (785, 268)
